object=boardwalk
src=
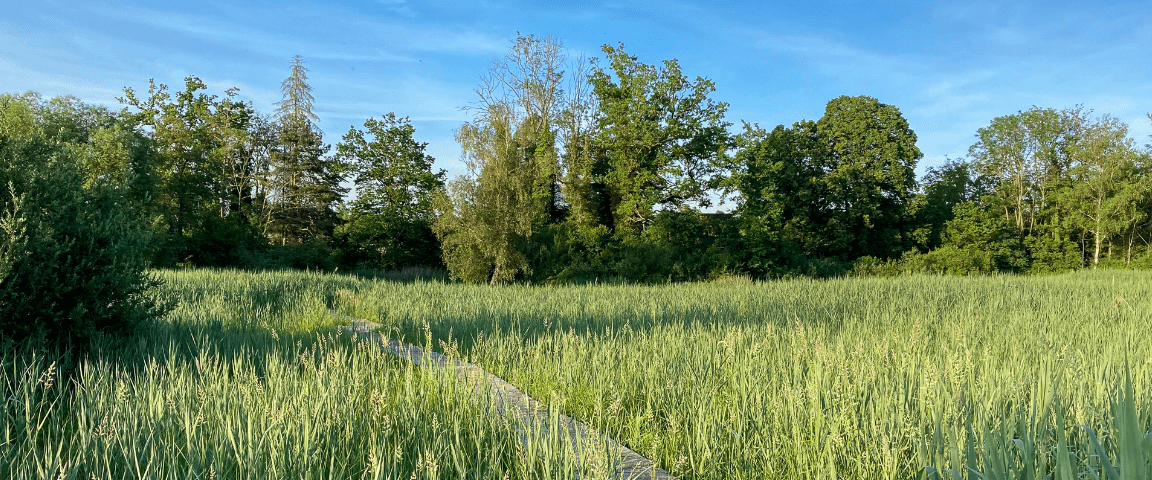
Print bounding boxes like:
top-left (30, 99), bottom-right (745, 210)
top-left (334, 312), bottom-right (676, 480)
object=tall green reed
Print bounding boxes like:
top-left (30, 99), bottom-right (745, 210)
top-left (336, 270), bottom-right (1151, 479)
top-left (1, 268), bottom-right (613, 479)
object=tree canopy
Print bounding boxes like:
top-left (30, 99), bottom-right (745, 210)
top-left (5, 40), bottom-right (1152, 286)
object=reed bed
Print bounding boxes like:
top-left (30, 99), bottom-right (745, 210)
top-left (1, 269), bottom-right (613, 480)
top-left (339, 270), bottom-right (1152, 479)
top-left (6, 268), bottom-right (1147, 479)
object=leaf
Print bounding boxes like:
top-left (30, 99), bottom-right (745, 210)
top-left (1114, 365), bottom-right (1147, 480)
top-left (966, 467), bottom-right (994, 480)
top-left (1082, 425), bottom-right (1120, 480)
top-left (1054, 405), bottom-right (1074, 480)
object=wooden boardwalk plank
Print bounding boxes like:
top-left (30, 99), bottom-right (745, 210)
top-left (334, 312), bottom-right (677, 480)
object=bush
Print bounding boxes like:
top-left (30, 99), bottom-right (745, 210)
top-left (897, 246), bottom-right (996, 275)
top-left (851, 256), bottom-right (899, 277)
top-left (0, 94), bottom-right (161, 348)
top-left (236, 239), bottom-right (340, 271)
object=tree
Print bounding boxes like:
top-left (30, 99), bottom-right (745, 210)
top-left (434, 35), bottom-right (574, 284)
top-left (918, 158), bottom-right (992, 250)
top-left (336, 114), bottom-right (445, 268)
top-left (586, 44), bottom-right (731, 236)
top-left (720, 96), bottom-right (920, 269)
top-left (277, 55), bottom-right (319, 132)
top-left (269, 56), bottom-right (346, 245)
top-left (721, 121), bottom-right (824, 274)
top-left (1060, 114), bottom-right (1145, 267)
top-left (813, 95), bottom-right (922, 259)
top-left (120, 77), bottom-right (266, 266)
top-left (941, 201), bottom-right (1028, 272)
top-left (437, 104), bottom-right (541, 284)
top-left (969, 107), bottom-right (1079, 239)
top-left (557, 53), bottom-right (599, 230)
top-left (229, 113), bottom-right (279, 239)
top-left (962, 107), bottom-right (1152, 270)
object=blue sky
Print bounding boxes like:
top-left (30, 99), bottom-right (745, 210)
top-left (4, 0), bottom-right (1151, 197)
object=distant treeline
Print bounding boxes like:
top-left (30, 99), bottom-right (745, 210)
top-left (4, 35), bottom-right (1151, 284)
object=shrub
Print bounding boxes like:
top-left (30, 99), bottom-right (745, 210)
top-left (898, 245), bottom-right (996, 275)
top-left (0, 94), bottom-right (161, 348)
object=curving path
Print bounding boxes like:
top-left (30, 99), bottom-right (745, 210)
top-left (332, 311), bottom-right (676, 480)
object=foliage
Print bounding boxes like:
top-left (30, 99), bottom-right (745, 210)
top-left (896, 245), bottom-right (998, 275)
top-left (120, 77), bottom-right (269, 267)
top-left (1060, 114), bottom-right (1147, 267)
top-left (942, 201), bottom-right (1029, 271)
top-left (969, 107), bottom-right (1076, 238)
top-left (435, 120), bottom-right (541, 284)
top-left (722, 121), bottom-right (824, 275)
top-left (0, 94), bottom-right (161, 348)
top-left (11, 41), bottom-right (1152, 281)
top-left (723, 96), bottom-right (921, 271)
top-left (336, 114), bottom-right (445, 269)
top-left (917, 158), bottom-right (992, 250)
top-left (586, 44), bottom-right (731, 236)
top-left (813, 95), bottom-right (922, 259)
top-left (269, 56), bottom-right (347, 245)
top-left (956, 107), bottom-right (1152, 271)
top-left (434, 35), bottom-right (576, 285)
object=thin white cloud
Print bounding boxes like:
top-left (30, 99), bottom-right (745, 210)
top-left (94, 3), bottom-right (506, 60)
top-left (375, 0), bottom-right (418, 18)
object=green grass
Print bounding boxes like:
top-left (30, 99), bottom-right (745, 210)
top-left (335, 270), bottom-right (1152, 479)
top-left (5, 269), bottom-right (1150, 479)
top-left (1, 269), bottom-right (614, 480)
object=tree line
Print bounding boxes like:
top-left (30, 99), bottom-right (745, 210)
top-left (433, 35), bottom-right (1152, 282)
top-left (4, 35), bottom-right (1152, 290)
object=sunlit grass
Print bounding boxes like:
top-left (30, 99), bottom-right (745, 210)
top-left (1, 269), bottom-right (613, 480)
top-left (339, 270), bottom-right (1152, 479)
top-left (6, 268), bottom-right (1147, 479)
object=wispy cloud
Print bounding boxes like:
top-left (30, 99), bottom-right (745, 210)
top-left (6, 0), bottom-right (1150, 181)
top-left (94, 3), bottom-right (507, 60)
top-left (376, 0), bottom-right (418, 18)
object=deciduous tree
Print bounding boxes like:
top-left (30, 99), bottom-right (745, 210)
top-left (813, 95), bottom-right (922, 259)
top-left (336, 113), bottom-right (444, 268)
top-left (1060, 114), bottom-right (1146, 267)
top-left (434, 35), bottom-right (574, 284)
top-left (120, 77), bottom-right (265, 265)
top-left (0, 93), bottom-right (160, 348)
top-left (586, 44), bottom-right (731, 236)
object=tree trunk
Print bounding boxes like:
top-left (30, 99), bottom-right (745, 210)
top-left (489, 263), bottom-right (501, 288)
top-left (1093, 227), bottom-right (1102, 268)
top-left (1127, 229), bottom-right (1135, 265)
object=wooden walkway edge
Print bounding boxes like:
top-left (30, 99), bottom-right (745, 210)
top-left (332, 312), bottom-right (676, 480)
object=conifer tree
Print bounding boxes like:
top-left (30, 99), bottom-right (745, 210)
top-left (269, 55), bottom-right (346, 245)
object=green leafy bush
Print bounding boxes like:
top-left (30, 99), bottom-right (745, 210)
top-left (0, 94), bottom-right (160, 348)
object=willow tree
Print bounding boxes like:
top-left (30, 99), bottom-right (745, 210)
top-left (434, 35), bottom-right (574, 284)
